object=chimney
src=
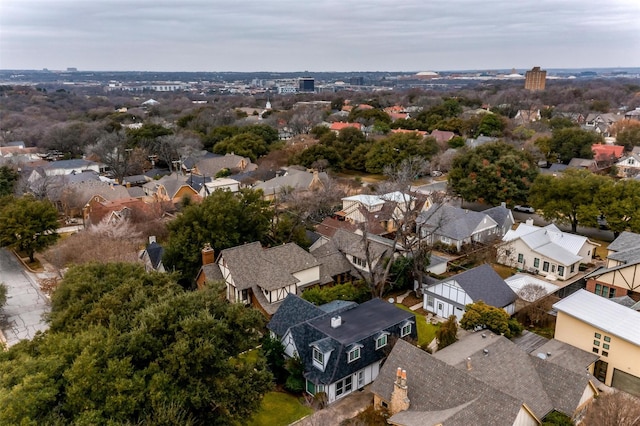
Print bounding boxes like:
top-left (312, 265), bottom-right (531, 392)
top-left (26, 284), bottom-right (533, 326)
top-left (390, 367), bottom-right (410, 415)
top-left (202, 243), bottom-right (215, 265)
top-left (331, 316), bottom-right (342, 328)
top-left (501, 202), bottom-right (506, 208)
top-left (148, 236), bottom-right (156, 244)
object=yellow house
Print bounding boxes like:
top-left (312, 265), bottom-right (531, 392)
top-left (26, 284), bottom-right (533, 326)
top-left (553, 290), bottom-right (640, 396)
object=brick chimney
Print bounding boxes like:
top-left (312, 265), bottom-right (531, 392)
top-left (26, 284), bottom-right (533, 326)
top-left (389, 368), bottom-right (410, 415)
top-left (201, 243), bottom-right (215, 265)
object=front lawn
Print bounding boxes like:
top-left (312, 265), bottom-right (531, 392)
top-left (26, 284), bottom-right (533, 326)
top-left (247, 391), bottom-right (313, 426)
top-left (395, 304), bottom-right (439, 347)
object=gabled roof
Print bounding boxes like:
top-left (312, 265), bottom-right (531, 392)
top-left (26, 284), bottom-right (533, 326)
top-left (592, 144), bottom-right (624, 162)
top-left (268, 294), bottom-right (325, 337)
top-left (254, 168), bottom-right (328, 195)
top-left (143, 241), bottom-right (164, 269)
top-left (433, 332), bottom-right (595, 420)
top-left (427, 264), bottom-right (516, 308)
top-left (371, 339), bottom-right (524, 426)
top-left (220, 242), bottom-right (319, 291)
top-left (430, 129), bottom-right (455, 143)
top-left (310, 240), bottom-right (355, 283)
top-left (483, 204), bottom-right (513, 229)
top-left (553, 289), bottom-right (640, 346)
top-left (315, 217), bottom-right (358, 239)
top-left (417, 204), bottom-right (498, 241)
top-left (42, 158), bottom-right (98, 170)
top-left (607, 231), bottom-right (640, 253)
top-left (503, 223), bottom-right (590, 266)
top-left (194, 153), bottom-right (255, 176)
top-left (329, 122), bottom-right (362, 131)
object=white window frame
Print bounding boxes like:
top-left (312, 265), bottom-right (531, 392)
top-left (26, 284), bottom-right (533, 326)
top-left (312, 347), bottom-right (324, 366)
top-left (347, 346), bottom-right (361, 363)
top-left (375, 334), bottom-right (388, 350)
top-left (401, 322), bottom-right (412, 337)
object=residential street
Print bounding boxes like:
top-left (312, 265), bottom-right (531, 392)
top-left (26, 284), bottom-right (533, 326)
top-left (0, 249), bottom-right (50, 347)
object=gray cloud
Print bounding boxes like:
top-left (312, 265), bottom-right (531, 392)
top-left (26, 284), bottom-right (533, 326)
top-left (1, 0), bottom-right (639, 71)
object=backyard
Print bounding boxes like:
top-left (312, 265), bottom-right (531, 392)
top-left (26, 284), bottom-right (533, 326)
top-left (246, 391), bottom-right (313, 426)
top-left (394, 302), bottom-right (440, 347)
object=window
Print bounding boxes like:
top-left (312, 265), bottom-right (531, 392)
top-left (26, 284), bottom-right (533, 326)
top-left (558, 266), bottom-right (565, 277)
top-left (571, 264), bottom-right (576, 273)
top-left (551, 264), bottom-right (556, 273)
top-left (381, 401), bottom-right (388, 408)
top-left (401, 323), bottom-right (412, 337)
top-left (533, 258), bottom-right (540, 268)
top-left (335, 376), bottom-right (353, 398)
top-left (592, 348), bottom-right (599, 354)
top-left (376, 334), bottom-right (388, 350)
top-left (441, 236), bottom-right (451, 244)
top-left (313, 348), bottom-right (324, 366)
top-left (427, 295), bottom-right (434, 307)
top-left (604, 336), bottom-right (611, 342)
top-left (543, 261), bottom-right (550, 272)
top-left (517, 253), bottom-right (524, 263)
top-left (603, 344), bottom-right (610, 350)
top-left (357, 370), bottom-right (365, 388)
top-left (594, 333), bottom-right (602, 339)
top-left (347, 347), bottom-right (361, 363)
top-left (602, 351), bottom-right (609, 357)
top-left (306, 381), bottom-right (315, 395)
top-left (609, 287), bottom-right (616, 298)
top-left (595, 284), bottom-right (616, 298)
top-left (352, 256), bottom-right (366, 268)
top-left (593, 340), bottom-right (600, 346)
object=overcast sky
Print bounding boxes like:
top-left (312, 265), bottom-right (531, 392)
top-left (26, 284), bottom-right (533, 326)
top-left (2, 0), bottom-right (639, 72)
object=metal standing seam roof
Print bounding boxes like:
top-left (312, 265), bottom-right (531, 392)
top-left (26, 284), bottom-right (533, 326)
top-left (505, 224), bottom-right (587, 265)
top-left (553, 289), bottom-right (640, 346)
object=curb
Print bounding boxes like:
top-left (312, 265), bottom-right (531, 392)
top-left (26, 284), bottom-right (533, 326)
top-left (10, 250), bottom-right (40, 274)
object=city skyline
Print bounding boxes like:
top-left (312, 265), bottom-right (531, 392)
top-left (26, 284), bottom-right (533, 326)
top-left (2, 0), bottom-right (640, 72)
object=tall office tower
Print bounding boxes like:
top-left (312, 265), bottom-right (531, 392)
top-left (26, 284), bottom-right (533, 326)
top-left (524, 66), bottom-right (547, 91)
top-left (299, 77), bottom-right (315, 92)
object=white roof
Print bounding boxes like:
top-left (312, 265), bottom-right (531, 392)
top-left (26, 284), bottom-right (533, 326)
top-left (504, 274), bottom-right (560, 302)
top-left (553, 290), bottom-right (640, 346)
top-left (503, 223), bottom-right (588, 265)
top-left (343, 191), bottom-right (411, 207)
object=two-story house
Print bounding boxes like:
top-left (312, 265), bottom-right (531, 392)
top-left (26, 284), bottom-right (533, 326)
top-left (553, 290), bottom-right (640, 396)
top-left (268, 294), bottom-right (417, 404)
top-left (337, 191), bottom-right (414, 235)
top-left (499, 221), bottom-right (599, 281)
top-left (196, 242), bottom-right (322, 317)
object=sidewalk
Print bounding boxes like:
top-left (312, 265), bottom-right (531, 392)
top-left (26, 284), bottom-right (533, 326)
top-left (292, 386), bottom-right (373, 426)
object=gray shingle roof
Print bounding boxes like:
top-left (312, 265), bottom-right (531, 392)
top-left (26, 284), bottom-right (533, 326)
top-left (530, 339), bottom-right (599, 376)
top-left (417, 204), bottom-right (497, 241)
top-left (371, 339), bottom-right (523, 426)
top-left (427, 263), bottom-right (517, 308)
top-left (268, 294), bottom-right (325, 337)
top-left (144, 241), bottom-right (164, 269)
top-left (220, 242), bottom-right (319, 291)
top-left (433, 332), bottom-right (595, 419)
top-left (607, 231), bottom-right (640, 257)
top-left (483, 205), bottom-right (513, 231)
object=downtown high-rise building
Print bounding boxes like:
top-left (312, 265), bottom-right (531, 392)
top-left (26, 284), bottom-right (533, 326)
top-left (524, 66), bottom-right (546, 91)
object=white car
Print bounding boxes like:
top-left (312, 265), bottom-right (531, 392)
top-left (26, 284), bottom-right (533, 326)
top-left (513, 205), bottom-right (535, 214)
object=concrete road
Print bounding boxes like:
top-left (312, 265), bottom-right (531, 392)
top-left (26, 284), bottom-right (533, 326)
top-left (0, 249), bottom-right (50, 347)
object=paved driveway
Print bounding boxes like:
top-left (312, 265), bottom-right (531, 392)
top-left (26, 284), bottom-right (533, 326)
top-left (0, 249), bottom-right (50, 347)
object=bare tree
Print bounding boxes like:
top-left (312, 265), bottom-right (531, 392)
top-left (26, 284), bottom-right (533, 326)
top-left (154, 134), bottom-right (202, 172)
top-left (582, 391), bottom-right (640, 426)
top-left (86, 130), bottom-right (131, 182)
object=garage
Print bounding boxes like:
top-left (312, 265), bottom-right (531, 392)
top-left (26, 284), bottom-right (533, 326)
top-left (611, 369), bottom-right (640, 397)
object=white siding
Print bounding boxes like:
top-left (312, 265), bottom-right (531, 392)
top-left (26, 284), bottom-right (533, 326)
top-left (282, 330), bottom-right (298, 357)
top-left (326, 362), bottom-right (381, 403)
top-left (512, 406), bottom-right (539, 426)
top-left (294, 266), bottom-right (320, 287)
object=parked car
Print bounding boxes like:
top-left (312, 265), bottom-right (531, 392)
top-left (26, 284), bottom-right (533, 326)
top-left (513, 205), bottom-right (535, 214)
top-left (597, 215), bottom-right (609, 230)
top-left (431, 170), bottom-right (443, 177)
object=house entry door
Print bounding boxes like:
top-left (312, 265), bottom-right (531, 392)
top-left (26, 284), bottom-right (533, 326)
top-left (594, 360), bottom-right (608, 383)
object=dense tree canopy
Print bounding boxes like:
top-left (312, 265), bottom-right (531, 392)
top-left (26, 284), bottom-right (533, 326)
top-left (0, 166), bottom-right (19, 197)
top-left (163, 188), bottom-right (273, 285)
top-left (529, 169), bottom-right (610, 233)
top-left (460, 301), bottom-right (522, 339)
top-left (549, 128), bottom-right (602, 164)
top-left (448, 142), bottom-right (539, 206)
top-left (615, 122), bottom-right (640, 151)
top-left (364, 133), bottom-right (438, 174)
top-left (592, 179), bottom-right (640, 237)
top-left (0, 263), bottom-right (272, 425)
top-left (213, 132), bottom-right (268, 162)
top-left (0, 196), bottom-right (59, 262)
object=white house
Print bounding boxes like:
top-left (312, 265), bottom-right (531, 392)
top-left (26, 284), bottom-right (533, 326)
top-left (199, 177), bottom-right (240, 197)
top-left (423, 264), bottom-right (517, 320)
top-left (499, 221), bottom-right (599, 281)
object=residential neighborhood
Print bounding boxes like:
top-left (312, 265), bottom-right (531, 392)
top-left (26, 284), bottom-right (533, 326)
top-left (2, 69), bottom-right (640, 425)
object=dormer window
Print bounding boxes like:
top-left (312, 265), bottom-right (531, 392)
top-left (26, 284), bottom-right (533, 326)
top-left (401, 322), bottom-right (412, 337)
top-left (375, 333), bottom-right (388, 350)
top-left (313, 347), bottom-right (324, 366)
top-left (347, 345), bottom-right (362, 363)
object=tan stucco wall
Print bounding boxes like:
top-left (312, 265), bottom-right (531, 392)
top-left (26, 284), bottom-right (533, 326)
top-left (555, 311), bottom-right (640, 386)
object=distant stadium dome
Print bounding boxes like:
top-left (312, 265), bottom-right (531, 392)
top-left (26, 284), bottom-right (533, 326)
top-left (416, 71), bottom-right (438, 77)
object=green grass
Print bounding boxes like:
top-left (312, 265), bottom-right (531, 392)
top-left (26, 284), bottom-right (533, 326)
top-left (246, 391), bottom-right (313, 426)
top-left (395, 304), bottom-right (439, 347)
